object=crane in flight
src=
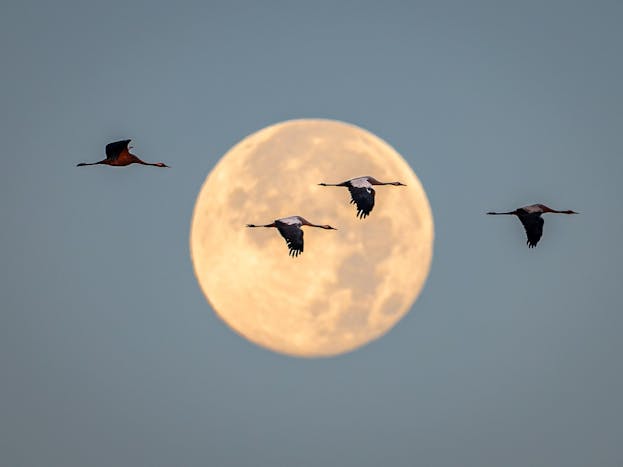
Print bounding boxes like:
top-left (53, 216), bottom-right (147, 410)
top-left (487, 204), bottom-right (578, 248)
top-left (318, 176), bottom-right (406, 219)
top-left (77, 139), bottom-right (169, 168)
top-left (246, 216), bottom-right (337, 257)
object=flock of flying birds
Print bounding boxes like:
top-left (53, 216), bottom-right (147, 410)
top-left (78, 139), bottom-right (578, 256)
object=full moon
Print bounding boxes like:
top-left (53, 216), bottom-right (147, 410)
top-left (190, 119), bottom-right (434, 357)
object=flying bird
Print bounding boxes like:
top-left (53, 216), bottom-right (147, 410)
top-left (487, 204), bottom-right (578, 248)
top-left (246, 216), bottom-right (337, 257)
top-left (77, 139), bottom-right (169, 168)
top-left (318, 176), bottom-right (406, 219)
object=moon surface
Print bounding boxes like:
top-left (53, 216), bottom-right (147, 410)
top-left (190, 119), bottom-right (434, 357)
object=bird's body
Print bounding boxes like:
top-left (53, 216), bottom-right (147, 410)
top-left (246, 215), bottom-right (336, 257)
top-left (77, 139), bottom-right (169, 168)
top-left (318, 176), bottom-right (406, 219)
top-left (487, 203), bottom-right (578, 247)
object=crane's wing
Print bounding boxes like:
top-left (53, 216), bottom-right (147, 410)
top-left (105, 139), bottom-right (132, 161)
top-left (517, 212), bottom-right (544, 248)
top-left (275, 222), bottom-right (304, 257)
top-left (348, 186), bottom-right (375, 219)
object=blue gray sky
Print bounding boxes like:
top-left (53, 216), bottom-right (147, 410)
top-left (2, 1), bottom-right (622, 466)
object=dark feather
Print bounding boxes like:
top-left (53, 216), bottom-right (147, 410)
top-left (348, 186), bottom-right (375, 219)
top-left (105, 139), bottom-right (132, 161)
top-left (275, 221), bottom-right (304, 257)
top-left (516, 211), bottom-right (544, 248)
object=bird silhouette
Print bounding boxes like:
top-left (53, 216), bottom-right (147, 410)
top-left (487, 203), bottom-right (578, 247)
top-left (77, 139), bottom-right (169, 168)
top-left (246, 216), bottom-right (337, 257)
top-left (318, 176), bottom-right (406, 219)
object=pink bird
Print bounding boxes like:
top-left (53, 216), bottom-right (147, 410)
top-left (77, 139), bottom-right (169, 168)
top-left (487, 204), bottom-right (578, 247)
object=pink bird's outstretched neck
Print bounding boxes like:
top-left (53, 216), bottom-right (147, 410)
top-left (136, 159), bottom-right (170, 168)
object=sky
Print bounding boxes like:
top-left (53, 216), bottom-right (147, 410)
top-left (1, 1), bottom-right (622, 466)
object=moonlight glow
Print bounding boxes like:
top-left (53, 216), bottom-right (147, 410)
top-left (190, 119), bottom-right (434, 357)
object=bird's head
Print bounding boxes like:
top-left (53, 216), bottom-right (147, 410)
top-left (565, 210), bottom-right (579, 214)
top-left (392, 181), bottom-right (406, 186)
top-left (322, 225), bottom-right (337, 230)
top-left (155, 162), bottom-right (170, 168)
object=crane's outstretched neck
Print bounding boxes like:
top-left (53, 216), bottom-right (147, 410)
top-left (300, 219), bottom-right (337, 230)
top-left (550, 209), bottom-right (579, 214)
top-left (366, 177), bottom-right (405, 186)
